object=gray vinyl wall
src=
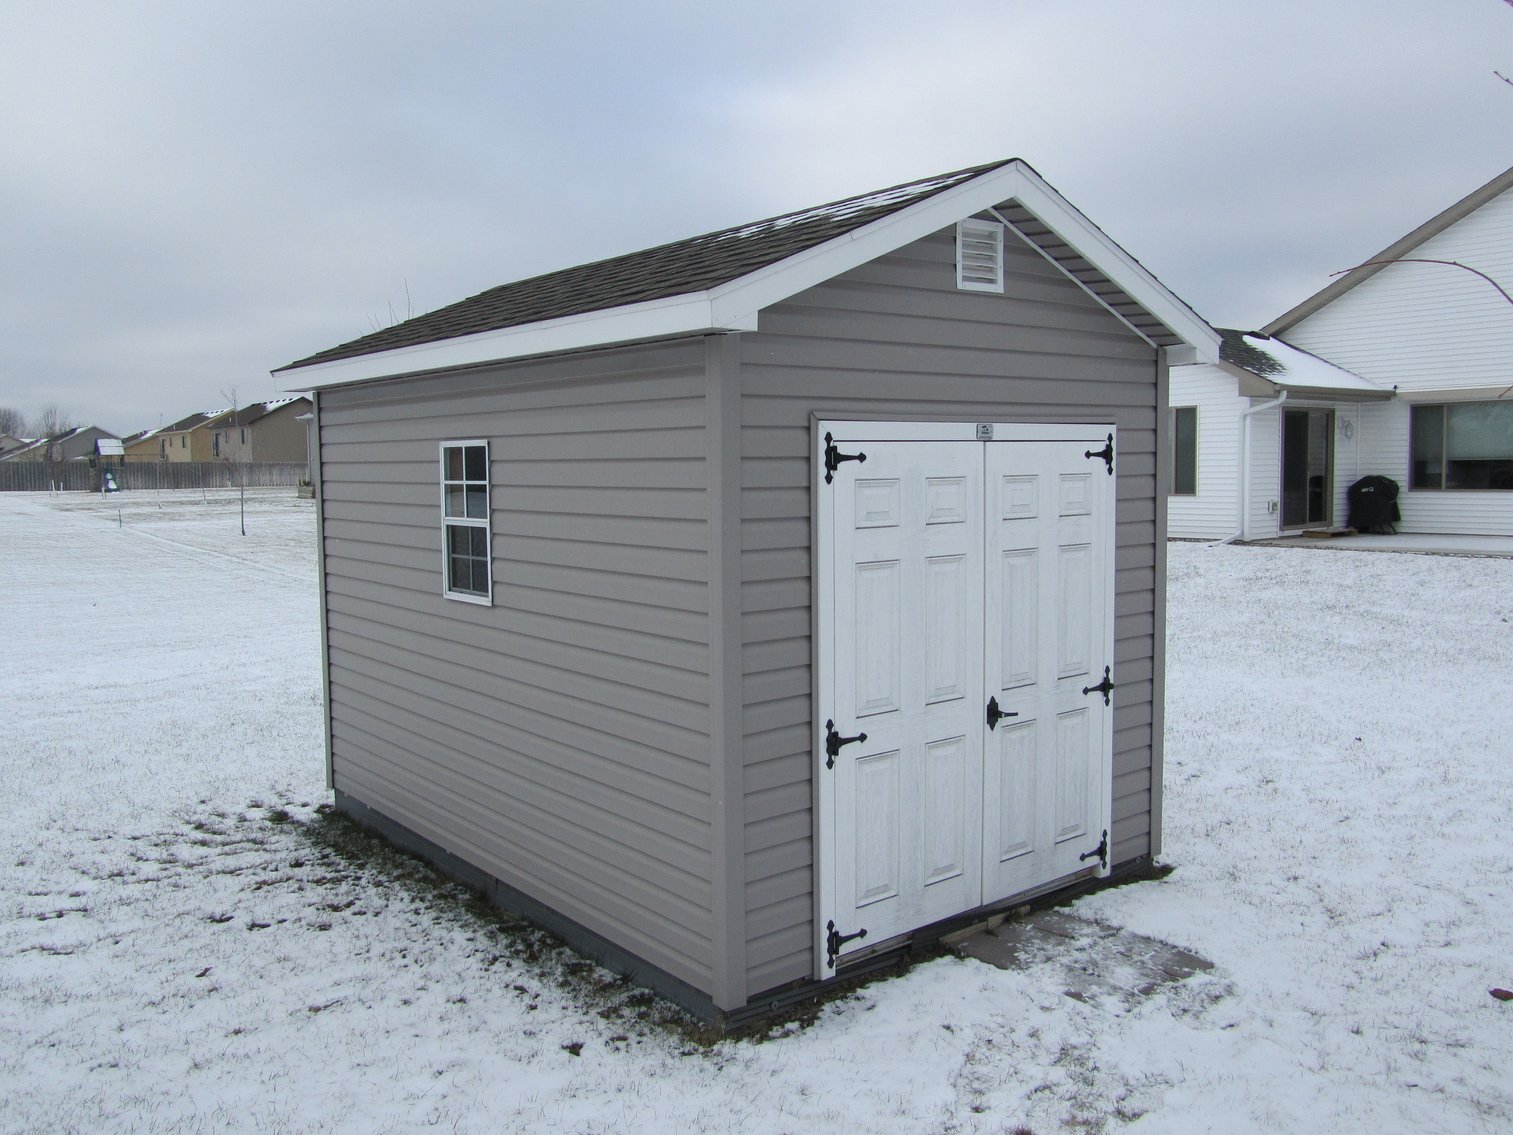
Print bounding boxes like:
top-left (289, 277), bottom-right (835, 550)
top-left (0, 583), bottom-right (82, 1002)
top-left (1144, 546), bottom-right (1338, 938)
top-left (316, 340), bottom-right (724, 997)
top-left (315, 215), bottom-right (1167, 1016)
top-left (734, 218), bottom-right (1164, 997)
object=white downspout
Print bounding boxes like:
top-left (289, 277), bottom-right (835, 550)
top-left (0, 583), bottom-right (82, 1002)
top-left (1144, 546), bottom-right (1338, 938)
top-left (1215, 390), bottom-right (1287, 545)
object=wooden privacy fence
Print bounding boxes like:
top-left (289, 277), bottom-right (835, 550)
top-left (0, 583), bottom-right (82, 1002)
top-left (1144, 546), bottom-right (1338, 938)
top-left (0, 461), bottom-right (309, 492)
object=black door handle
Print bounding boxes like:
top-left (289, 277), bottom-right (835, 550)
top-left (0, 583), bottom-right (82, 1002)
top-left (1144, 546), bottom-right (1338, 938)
top-left (986, 696), bottom-right (1018, 730)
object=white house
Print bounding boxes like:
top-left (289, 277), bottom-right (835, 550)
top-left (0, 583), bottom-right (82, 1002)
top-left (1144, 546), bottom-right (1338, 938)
top-left (1170, 164), bottom-right (1513, 541)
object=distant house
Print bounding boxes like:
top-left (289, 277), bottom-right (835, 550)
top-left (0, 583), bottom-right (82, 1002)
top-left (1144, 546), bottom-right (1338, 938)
top-left (0, 426), bottom-right (119, 463)
top-left (1168, 331), bottom-right (1393, 539)
top-left (210, 397), bottom-right (312, 463)
top-left (156, 409), bottom-right (233, 463)
top-left (1170, 164), bottom-right (1513, 540)
top-left (121, 426), bottom-right (171, 462)
top-left (0, 434), bottom-right (30, 458)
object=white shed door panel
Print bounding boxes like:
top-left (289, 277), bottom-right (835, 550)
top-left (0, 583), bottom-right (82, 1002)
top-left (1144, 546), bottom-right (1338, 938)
top-left (829, 441), bottom-right (986, 949)
top-left (982, 441), bottom-right (1113, 903)
top-left (818, 423), bottom-right (1115, 976)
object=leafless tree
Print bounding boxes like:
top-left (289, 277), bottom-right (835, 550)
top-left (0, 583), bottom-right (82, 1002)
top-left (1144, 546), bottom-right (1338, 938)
top-left (30, 403), bottom-right (74, 438)
top-left (220, 385), bottom-right (247, 536)
top-left (0, 406), bottom-right (24, 436)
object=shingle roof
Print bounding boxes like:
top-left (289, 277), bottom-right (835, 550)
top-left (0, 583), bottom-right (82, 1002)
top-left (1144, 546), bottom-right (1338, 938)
top-left (283, 160), bottom-right (1014, 370)
top-left (1216, 328), bottom-right (1389, 396)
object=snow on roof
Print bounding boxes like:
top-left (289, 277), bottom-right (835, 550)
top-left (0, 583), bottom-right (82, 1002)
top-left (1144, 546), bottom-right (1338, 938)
top-left (1218, 330), bottom-right (1389, 394)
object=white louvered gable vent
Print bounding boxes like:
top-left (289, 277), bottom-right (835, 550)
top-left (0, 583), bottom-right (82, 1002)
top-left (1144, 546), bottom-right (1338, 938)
top-left (957, 218), bottom-right (1004, 292)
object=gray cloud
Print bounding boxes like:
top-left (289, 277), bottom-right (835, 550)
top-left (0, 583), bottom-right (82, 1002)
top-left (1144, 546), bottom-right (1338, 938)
top-left (2, 0), bottom-right (1510, 433)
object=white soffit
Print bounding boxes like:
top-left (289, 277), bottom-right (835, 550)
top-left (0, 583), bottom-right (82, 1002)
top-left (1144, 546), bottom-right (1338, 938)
top-left (277, 160), bottom-right (1220, 391)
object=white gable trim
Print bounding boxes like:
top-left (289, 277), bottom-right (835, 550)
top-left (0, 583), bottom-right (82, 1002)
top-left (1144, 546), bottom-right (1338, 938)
top-left (278, 160), bottom-right (1219, 391)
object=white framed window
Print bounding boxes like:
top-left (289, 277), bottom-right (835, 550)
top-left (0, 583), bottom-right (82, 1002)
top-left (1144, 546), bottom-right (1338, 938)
top-left (956, 218), bottom-right (1005, 292)
top-left (1167, 406), bottom-right (1198, 495)
top-left (1411, 401), bottom-right (1513, 490)
top-left (440, 440), bottom-right (491, 603)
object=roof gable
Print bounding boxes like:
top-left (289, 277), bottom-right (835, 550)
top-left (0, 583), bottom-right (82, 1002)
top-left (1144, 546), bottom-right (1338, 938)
top-left (1264, 164), bottom-right (1513, 336)
top-left (277, 159), bottom-right (1219, 388)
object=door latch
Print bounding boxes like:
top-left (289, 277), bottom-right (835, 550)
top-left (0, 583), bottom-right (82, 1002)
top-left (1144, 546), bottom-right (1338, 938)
top-left (985, 696), bottom-right (1018, 730)
top-left (824, 719), bottom-right (867, 769)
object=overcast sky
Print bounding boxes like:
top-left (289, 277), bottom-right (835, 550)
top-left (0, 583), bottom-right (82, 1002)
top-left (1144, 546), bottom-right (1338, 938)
top-left (3, 0), bottom-right (1510, 435)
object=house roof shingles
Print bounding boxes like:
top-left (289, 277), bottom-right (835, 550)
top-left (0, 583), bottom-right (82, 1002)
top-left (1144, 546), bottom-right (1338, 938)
top-left (283, 161), bottom-right (1014, 371)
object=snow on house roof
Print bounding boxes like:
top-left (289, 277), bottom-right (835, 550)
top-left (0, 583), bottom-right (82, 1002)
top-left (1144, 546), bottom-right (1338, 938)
top-left (276, 158), bottom-right (1220, 388)
top-left (1217, 329), bottom-right (1391, 397)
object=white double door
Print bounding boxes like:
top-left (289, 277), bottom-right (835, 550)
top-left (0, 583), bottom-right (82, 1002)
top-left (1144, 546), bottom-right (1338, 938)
top-left (817, 422), bottom-right (1115, 973)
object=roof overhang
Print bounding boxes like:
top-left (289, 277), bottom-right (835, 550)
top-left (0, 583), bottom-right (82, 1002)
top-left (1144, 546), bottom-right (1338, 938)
top-left (276, 160), bottom-right (1220, 392)
top-left (1396, 385), bottom-right (1513, 403)
top-left (1211, 359), bottom-right (1395, 403)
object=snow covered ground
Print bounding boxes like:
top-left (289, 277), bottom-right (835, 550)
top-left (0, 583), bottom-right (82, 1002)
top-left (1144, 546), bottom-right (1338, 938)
top-left (1, 489), bottom-right (1510, 1134)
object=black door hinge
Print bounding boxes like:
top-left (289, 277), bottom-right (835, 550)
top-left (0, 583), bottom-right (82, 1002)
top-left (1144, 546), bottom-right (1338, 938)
top-left (1079, 829), bottom-right (1109, 870)
top-left (1085, 433), bottom-right (1114, 475)
top-left (824, 719), bottom-right (867, 769)
top-left (823, 432), bottom-right (866, 484)
top-left (1081, 666), bottom-right (1115, 706)
top-left (826, 920), bottom-right (868, 969)
top-left (986, 696), bottom-right (1018, 730)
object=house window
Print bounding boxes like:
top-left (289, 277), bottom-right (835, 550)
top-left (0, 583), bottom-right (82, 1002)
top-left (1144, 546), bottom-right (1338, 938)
top-left (956, 219), bottom-right (1005, 292)
top-left (441, 441), bottom-right (491, 602)
top-left (1410, 401), bottom-right (1513, 490)
top-left (241, 428), bottom-right (247, 444)
top-left (213, 433), bottom-right (221, 457)
top-left (1168, 406), bottom-right (1198, 495)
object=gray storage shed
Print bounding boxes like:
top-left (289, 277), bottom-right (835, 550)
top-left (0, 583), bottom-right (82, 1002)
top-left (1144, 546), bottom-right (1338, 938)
top-left (274, 158), bottom-right (1219, 1025)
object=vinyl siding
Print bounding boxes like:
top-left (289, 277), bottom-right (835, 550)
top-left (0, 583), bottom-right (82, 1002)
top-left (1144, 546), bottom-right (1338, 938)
top-left (1168, 364), bottom-right (1245, 539)
top-left (736, 221), bottom-right (1164, 994)
top-left (1281, 185), bottom-right (1513, 395)
top-left (318, 340), bottom-right (720, 993)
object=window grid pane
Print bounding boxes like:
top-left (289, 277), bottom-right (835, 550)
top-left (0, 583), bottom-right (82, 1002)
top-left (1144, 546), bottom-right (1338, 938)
top-left (441, 442), bottom-right (490, 598)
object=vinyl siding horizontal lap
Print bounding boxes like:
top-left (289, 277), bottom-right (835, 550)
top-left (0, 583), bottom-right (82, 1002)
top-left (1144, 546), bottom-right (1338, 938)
top-left (494, 558), bottom-right (708, 615)
top-left (318, 341), bottom-right (718, 1001)
top-left (327, 632), bottom-right (709, 764)
top-left (330, 718), bottom-right (712, 989)
top-left (323, 570), bottom-right (709, 656)
top-left (736, 225), bottom-right (1163, 992)
top-left (329, 688), bottom-right (709, 856)
top-left (325, 596), bottom-right (710, 710)
top-left (499, 485), bottom-right (707, 522)
top-left (496, 510), bottom-right (706, 552)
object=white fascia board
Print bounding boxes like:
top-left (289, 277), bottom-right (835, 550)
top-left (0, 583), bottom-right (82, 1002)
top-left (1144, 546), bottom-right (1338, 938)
top-left (713, 161), bottom-right (1220, 363)
top-left (275, 293), bottom-right (759, 390)
top-left (1215, 360), bottom-right (1280, 398)
top-left (1397, 385), bottom-right (1513, 403)
top-left (1007, 165), bottom-right (1221, 363)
